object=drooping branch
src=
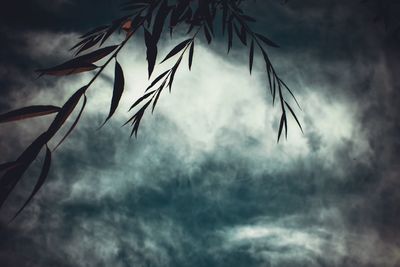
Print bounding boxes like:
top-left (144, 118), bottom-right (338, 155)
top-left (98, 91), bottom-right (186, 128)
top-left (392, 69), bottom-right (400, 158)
top-left (0, 0), bottom-right (302, 220)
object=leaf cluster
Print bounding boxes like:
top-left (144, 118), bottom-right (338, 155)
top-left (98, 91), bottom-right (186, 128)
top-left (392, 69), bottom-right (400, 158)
top-left (0, 0), bottom-right (302, 220)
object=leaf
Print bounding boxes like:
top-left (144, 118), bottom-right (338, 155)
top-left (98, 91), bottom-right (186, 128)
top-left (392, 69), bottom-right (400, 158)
top-left (255, 33), bottom-right (279, 48)
top-left (152, 79), bottom-right (167, 112)
top-left (285, 101), bottom-right (303, 133)
top-left (101, 16), bottom-right (129, 45)
top-left (152, 88), bottom-right (163, 113)
top-left (203, 26), bottom-right (212, 44)
top-left (277, 114), bottom-right (285, 143)
top-left (0, 105), bottom-right (61, 124)
top-left (0, 132), bottom-right (49, 209)
top-left (234, 24), bottom-right (247, 45)
top-left (188, 41), bottom-right (194, 70)
top-left (152, 1), bottom-right (170, 43)
top-left (46, 86), bottom-right (86, 138)
top-left (145, 70), bottom-right (169, 91)
top-left (222, 2), bottom-right (228, 35)
top-left (227, 19), bottom-right (233, 52)
top-left (161, 39), bottom-right (191, 63)
top-left (70, 36), bottom-right (95, 51)
top-left (77, 45), bottom-right (119, 63)
top-left (10, 146), bottom-right (51, 221)
top-left (249, 40), bottom-right (254, 74)
top-left (53, 94), bottom-right (87, 151)
top-left (122, 19), bottom-right (133, 32)
top-left (168, 57), bottom-right (182, 90)
top-left (144, 29), bottom-right (158, 78)
top-left (170, 0), bottom-right (190, 27)
top-left (280, 79), bottom-right (301, 110)
top-left (101, 60), bottom-right (125, 126)
top-left (75, 34), bottom-right (103, 55)
top-left (127, 100), bottom-right (151, 137)
top-left (129, 90), bottom-right (156, 111)
top-left (0, 162), bottom-right (18, 173)
top-left (79, 25), bottom-right (109, 39)
top-left (37, 61), bottom-right (98, 76)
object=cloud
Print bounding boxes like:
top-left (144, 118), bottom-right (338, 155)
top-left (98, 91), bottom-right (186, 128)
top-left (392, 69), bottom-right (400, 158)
top-left (1, 2), bottom-right (400, 266)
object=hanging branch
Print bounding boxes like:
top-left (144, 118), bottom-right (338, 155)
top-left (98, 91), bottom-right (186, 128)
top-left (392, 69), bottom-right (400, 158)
top-left (0, 0), bottom-right (302, 220)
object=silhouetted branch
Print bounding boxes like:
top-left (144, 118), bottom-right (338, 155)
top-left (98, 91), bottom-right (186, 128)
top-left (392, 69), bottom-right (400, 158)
top-left (0, 0), bottom-right (301, 220)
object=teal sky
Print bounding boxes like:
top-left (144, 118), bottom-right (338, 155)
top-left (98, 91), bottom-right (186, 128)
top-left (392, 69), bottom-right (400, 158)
top-left (1, 1), bottom-right (400, 267)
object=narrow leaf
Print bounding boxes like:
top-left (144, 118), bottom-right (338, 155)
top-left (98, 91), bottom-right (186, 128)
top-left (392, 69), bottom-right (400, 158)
top-left (0, 132), bottom-right (49, 209)
top-left (145, 70), bottom-right (169, 91)
top-left (102, 60), bottom-right (125, 126)
top-left (10, 146), bottom-right (51, 221)
top-left (0, 106), bottom-right (60, 124)
top-left (203, 26), bottom-right (212, 44)
top-left (255, 33), bottom-right (279, 48)
top-left (285, 101), bottom-right (303, 133)
top-left (277, 114), bottom-right (285, 143)
top-left (53, 95), bottom-right (87, 151)
top-left (77, 45), bottom-right (119, 64)
top-left (37, 61), bottom-right (97, 76)
top-left (249, 40), bottom-right (254, 74)
top-left (129, 90), bottom-right (156, 111)
top-left (0, 162), bottom-right (18, 173)
top-left (80, 25), bottom-right (109, 39)
top-left (144, 29), bottom-right (157, 78)
top-left (161, 39), bottom-right (191, 63)
top-left (46, 87), bottom-right (86, 138)
top-left (188, 41), bottom-right (194, 70)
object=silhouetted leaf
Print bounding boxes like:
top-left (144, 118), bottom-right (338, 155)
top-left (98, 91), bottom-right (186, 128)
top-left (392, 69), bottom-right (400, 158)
top-left (53, 94), bottom-right (87, 151)
top-left (280, 79), bottom-right (301, 110)
top-left (101, 60), bottom-right (125, 126)
top-left (249, 40), bottom-right (254, 74)
top-left (129, 90), bottom-right (156, 111)
top-left (161, 38), bottom-right (191, 63)
top-left (122, 19), bottom-right (133, 32)
top-left (37, 61), bottom-right (97, 77)
top-left (75, 34), bottom-right (103, 55)
top-left (0, 132), bottom-right (49, 209)
top-left (146, 70), bottom-right (169, 91)
top-left (203, 25), bottom-right (212, 44)
top-left (80, 25), bottom-right (109, 39)
top-left (144, 29), bottom-right (158, 78)
top-left (70, 36), bottom-right (95, 51)
top-left (170, 0), bottom-right (190, 27)
top-left (101, 16), bottom-right (130, 45)
top-left (46, 86), bottom-right (86, 138)
top-left (234, 24), bottom-right (247, 45)
top-left (168, 57), bottom-right (182, 90)
top-left (228, 19), bottom-right (233, 52)
top-left (10, 146), bottom-right (51, 221)
top-left (255, 33), bottom-right (279, 48)
top-left (78, 45), bottom-right (119, 63)
top-left (152, 1), bottom-right (170, 43)
top-left (0, 162), bottom-right (18, 173)
top-left (285, 101), bottom-right (303, 133)
top-left (128, 100), bottom-right (151, 137)
top-left (277, 114), bottom-right (285, 142)
top-left (222, 1), bottom-right (228, 35)
top-left (0, 106), bottom-right (60, 124)
top-left (152, 84), bottom-right (164, 113)
top-left (188, 41), bottom-right (194, 70)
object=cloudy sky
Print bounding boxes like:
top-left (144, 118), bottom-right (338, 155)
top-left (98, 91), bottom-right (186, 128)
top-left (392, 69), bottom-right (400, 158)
top-left (1, 0), bottom-right (400, 266)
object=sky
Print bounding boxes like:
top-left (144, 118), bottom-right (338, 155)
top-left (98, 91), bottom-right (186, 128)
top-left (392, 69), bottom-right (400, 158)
top-left (1, 0), bottom-right (400, 266)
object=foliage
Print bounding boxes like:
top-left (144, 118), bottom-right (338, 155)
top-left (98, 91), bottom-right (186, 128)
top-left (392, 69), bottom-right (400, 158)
top-left (0, 0), bottom-right (302, 220)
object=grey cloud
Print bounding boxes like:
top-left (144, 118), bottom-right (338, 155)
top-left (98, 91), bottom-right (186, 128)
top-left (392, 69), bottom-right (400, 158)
top-left (1, 2), bottom-right (400, 267)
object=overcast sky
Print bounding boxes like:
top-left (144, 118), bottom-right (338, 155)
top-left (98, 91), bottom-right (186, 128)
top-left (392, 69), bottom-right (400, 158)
top-left (1, 1), bottom-right (400, 267)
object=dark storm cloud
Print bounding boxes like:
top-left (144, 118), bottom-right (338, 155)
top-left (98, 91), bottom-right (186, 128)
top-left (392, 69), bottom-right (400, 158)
top-left (1, 1), bottom-right (400, 267)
